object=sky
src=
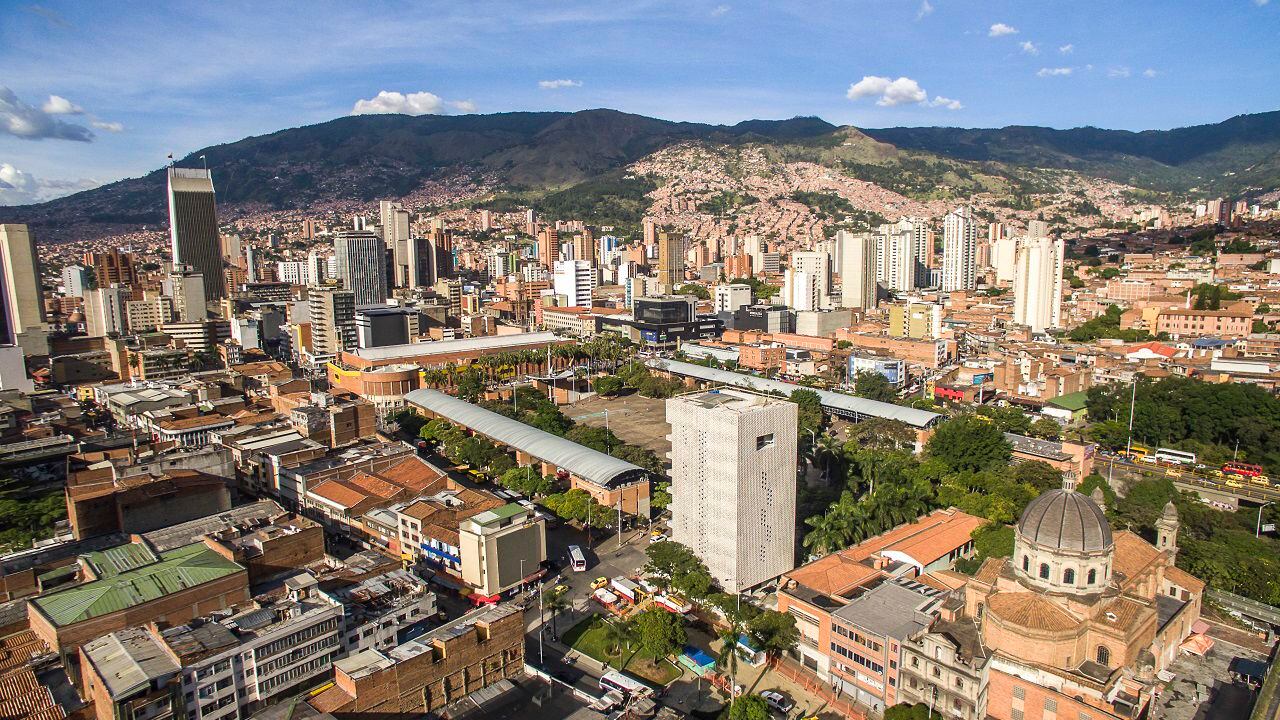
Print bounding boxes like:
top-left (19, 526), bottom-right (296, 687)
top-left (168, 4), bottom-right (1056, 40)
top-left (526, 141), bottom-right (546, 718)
top-left (1, 0), bottom-right (1277, 206)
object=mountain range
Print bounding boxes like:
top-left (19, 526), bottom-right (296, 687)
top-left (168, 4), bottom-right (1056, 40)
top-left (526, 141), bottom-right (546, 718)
top-left (5, 108), bottom-right (1279, 241)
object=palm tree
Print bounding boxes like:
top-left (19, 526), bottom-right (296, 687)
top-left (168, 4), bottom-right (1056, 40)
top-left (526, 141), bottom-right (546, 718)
top-left (713, 595), bottom-right (751, 697)
top-left (600, 618), bottom-right (635, 667)
top-left (544, 587), bottom-right (570, 636)
top-left (814, 432), bottom-right (843, 483)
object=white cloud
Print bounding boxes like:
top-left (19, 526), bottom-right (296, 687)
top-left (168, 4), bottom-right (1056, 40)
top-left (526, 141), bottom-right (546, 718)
top-left (1037, 67), bottom-right (1073, 77)
top-left (448, 99), bottom-right (477, 113)
top-left (989, 23), bottom-right (1018, 37)
top-left (1143, 68), bottom-right (1159, 78)
top-left (0, 86), bottom-right (94, 141)
top-left (91, 120), bottom-right (124, 132)
top-left (41, 94), bottom-right (83, 115)
top-left (1108, 66), bottom-right (1131, 78)
top-left (0, 163), bottom-right (99, 206)
top-left (351, 90), bottom-right (464, 116)
top-left (916, 0), bottom-right (934, 20)
top-left (847, 76), bottom-right (927, 106)
top-left (1020, 41), bottom-right (1039, 55)
top-left (1254, 0), bottom-right (1269, 6)
top-left (710, 4), bottom-right (730, 17)
top-left (538, 79), bottom-right (583, 89)
top-left (929, 95), bottom-right (963, 110)
top-left (1058, 44), bottom-right (1074, 54)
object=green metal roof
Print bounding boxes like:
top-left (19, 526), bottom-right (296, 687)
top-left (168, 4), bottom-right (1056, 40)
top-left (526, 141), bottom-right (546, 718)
top-left (82, 543), bottom-right (159, 578)
top-left (32, 543), bottom-right (244, 627)
top-left (1047, 391), bottom-right (1089, 412)
top-left (472, 502), bottom-right (527, 526)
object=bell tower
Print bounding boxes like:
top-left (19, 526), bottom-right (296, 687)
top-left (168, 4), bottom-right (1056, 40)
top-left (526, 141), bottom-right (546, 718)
top-left (1155, 500), bottom-right (1179, 559)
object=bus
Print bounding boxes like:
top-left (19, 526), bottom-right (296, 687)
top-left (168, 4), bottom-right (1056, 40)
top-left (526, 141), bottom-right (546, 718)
top-left (599, 670), bottom-right (654, 699)
top-left (1223, 462), bottom-right (1265, 478)
top-left (1154, 448), bottom-right (1197, 466)
top-left (568, 545), bottom-right (587, 572)
top-left (1122, 445), bottom-right (1150, 462)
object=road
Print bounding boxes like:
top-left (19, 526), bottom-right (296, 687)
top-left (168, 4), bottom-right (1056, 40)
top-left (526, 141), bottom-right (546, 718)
top-left (1098, 453), bottom-right (1280, 505)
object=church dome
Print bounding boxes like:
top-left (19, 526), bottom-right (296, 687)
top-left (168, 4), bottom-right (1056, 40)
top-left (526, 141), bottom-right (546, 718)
top-left (1017, 489), bottom-right (1113, 553)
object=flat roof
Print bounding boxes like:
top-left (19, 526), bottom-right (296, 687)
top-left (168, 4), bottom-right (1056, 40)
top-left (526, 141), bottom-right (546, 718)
top-left (32, 542), bottom-right (244, 627)
top-left (350, 331), bottom-right (561, 362)
top-left (649, 358), bottom-right (941, 428)
top-left (404, 389), bottom-right (649, 488)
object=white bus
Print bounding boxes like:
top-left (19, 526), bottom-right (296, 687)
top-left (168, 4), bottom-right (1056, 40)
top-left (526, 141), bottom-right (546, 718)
top-left (1155, 448), bottom-right (1197, 466)
top-left (568, 545), bottom-right (587, 572)
top-left (599, 670), bottom-right (654, 698)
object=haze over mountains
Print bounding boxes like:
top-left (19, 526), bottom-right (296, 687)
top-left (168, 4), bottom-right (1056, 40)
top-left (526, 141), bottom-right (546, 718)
top-left (5, 108), bottom-right (1279, 240)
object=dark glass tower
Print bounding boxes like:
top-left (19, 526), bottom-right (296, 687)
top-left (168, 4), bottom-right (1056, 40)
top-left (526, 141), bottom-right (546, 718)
top-left (167, 167), bottom-right (225, 300)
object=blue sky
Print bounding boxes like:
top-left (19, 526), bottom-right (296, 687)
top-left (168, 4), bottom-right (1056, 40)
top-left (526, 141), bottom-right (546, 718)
top-left (1, 0), bottom-right (1277, 205)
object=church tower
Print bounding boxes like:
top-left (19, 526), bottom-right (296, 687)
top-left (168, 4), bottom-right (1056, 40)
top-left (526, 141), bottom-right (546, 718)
top-left (1155, 500), bottom-right (1180, 558)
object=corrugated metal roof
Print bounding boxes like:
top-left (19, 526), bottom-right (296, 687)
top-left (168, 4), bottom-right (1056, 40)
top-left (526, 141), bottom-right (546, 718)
top-left (32, 543), bottom-right (244, 627)
top-left (82, 627), bottom-right (180, 700)
top-left (649, 358), bottom-right (942, 428)
top-left (404, 389), bottom-right (649, 488)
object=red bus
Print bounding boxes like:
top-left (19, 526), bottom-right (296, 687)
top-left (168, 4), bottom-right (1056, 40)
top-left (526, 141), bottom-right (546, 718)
top-left (1222, 462), bottom-right (1264, 478)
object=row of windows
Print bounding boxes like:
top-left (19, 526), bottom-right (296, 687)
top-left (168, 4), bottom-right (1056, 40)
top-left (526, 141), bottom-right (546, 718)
top-left (833, 624), bottom-right (883, 653)
top-left (830, 642), bottom-right (884, 674)
top-left (254, 619), bottom-right (340, 661)
top-left (1022, 556), bottom-right (1099, 585)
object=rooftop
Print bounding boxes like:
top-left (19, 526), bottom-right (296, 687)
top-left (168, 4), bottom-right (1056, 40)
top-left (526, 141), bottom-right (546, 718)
top-left (349, 331), bottom-right (561, 362)
top-left (81, 627), bottom-right (180, 701)
top-left (31, 542), bottom-right (244, 628)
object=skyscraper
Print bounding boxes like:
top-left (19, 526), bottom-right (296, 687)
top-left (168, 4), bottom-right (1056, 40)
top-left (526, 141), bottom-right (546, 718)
top-left (334, 229), bottom-right (389, 306)
top-left (553, 260), bottom-right (595, 308)
top-left (380, 200), bottom-right (412, 287)
top-left (876, 228), bottom-right (917, 292)
top-left (167, 167), bottom-right (225, 300)
top-left (790, 251), bottom-right (831, 309)
top-left (1012, 223), bottom-right (1064, 332)
top-left (163, 264), bottom-right (207, 322)
top-left (538, 228), bottom-right (560, 270)
top-left (942, 206), bottom-right (979, 292)
top-left (62, 264), bottom-right (90, 298)
top-left (84, 285), bottom-right (130, 338)
top-left (838, 230), bottom-right (877, 310)
top-left (310, 286), bottom-right (357, 356)
top-left (656, 231), bottom-right (684, 295)
top-left (85, 249), bottom-right (137, 289)
top-left (0, 224), bottom-right (49, 355)
top-left (667, 389), bottom-right (797, 592)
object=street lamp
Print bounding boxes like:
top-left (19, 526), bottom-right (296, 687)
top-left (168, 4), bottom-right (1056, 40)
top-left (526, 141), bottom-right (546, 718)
top-left (1258, 502), bottom-right (1274, 538)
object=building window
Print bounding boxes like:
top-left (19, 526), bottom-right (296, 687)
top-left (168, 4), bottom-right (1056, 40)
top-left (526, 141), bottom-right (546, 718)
top-left (756, 433), bottom-right (775, 449)
top-left (1045, 698), bottom-right (1058, 712)
top-left (1022, 555), bottom-right (1029, 571)
top-left (1096, 645), bottom-right (1110, 666)
top-left (1012, 686), bottom-right (1025, 700)
top-left (1039, 563), bottom-right (1051, 580)
top-left (1063, 568), bottom-right (1075, 584)
top-left (1088, 568), bottom-right (1097, 584)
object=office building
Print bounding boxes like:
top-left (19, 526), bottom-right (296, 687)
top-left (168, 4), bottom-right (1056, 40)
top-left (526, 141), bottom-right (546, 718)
top-left (459, 503), bottom-right (548, 598)
top-left (782, 268), bottom-right (821, 312)
top-left (0, 224), bottom-right (49, 355)
top-left (307, 251), bottom-right (328, 286)
top-left (381, 200), bottom-right (412, 287)
top-left (167, 167), bottom-right (225, 300)
top-left (311, 287), bottom-right (357, 356)
top-left (125, 296), bottom-right (173, 333)
top-left (1012, 222), bottom-right (1064, 332)
top-left (85, 285), bottom-right (130, 338)
top-left (715, 283), bottom-right (753, 314)
top-left (334, 229), bottom-right (389, 306)
top-left (407, 236), bottom-right (433, 289)
top-left (838, 230), bottom-right (877, 310)
top-left (553, 259), bottom-right (595, 308)
top-left (942, 206), bottom-right (979, 292)
top-left (276, 260), bottom-right (309, 286)
top-left (221, 233), bottom-right (243, 268)
top-left (62, 264), bottom-right (91, 297)
top-left (790, 251), bottom-right (831, 309)
top-left (657, 231), bottom-right (685, 294)
top-left (87, 249), bottom-right (138, 289)
top-left (538, 227), bottom-right (560, 269)
top-left (163, 263), bottom-right (207, 322)
top-left (667, 389), bottom-right (797, 592)
top-left (355, 307), bottom-right (419, 348)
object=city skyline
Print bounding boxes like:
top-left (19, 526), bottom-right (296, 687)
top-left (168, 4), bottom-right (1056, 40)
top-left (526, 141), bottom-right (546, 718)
top-left (2, 0), bottom-right (1278, 205)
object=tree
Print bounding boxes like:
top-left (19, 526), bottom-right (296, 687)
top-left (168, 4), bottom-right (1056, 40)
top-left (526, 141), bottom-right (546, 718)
top-left (852, 371), bottom-right (899, 403)
top-left (390, 409), bottom-right (426, 437)
top-left (675, 283), bottom-right (711, 300)
top-left (847, 418), bottom-right (915, 452)
top-left (599, 618), bottom-right (636, 665)
top-left (926, 417), bottom-right (1012, 472)
top-left (1028, 417), bottom-right (1063, 440)
top-left (543, 489), bottom-right (612, 528)
top-left (1012, 460), bottom-right (1065, 493)
top-left (726, 695), bottom-right (770, 720)
top-left (544, 584), bottom-right (570, 635)
top-left (976, 405), bottom-right (1032, 434)
top-left (644, 541), bottom-right (714, 599)
top-left (497, 467), bottom-right (554, 497)
top-left (633, 608), bottom-right (686, 658)
top-left (455, 369), bottom-right (486, 402)
top-left (746, 610), bottom-right (798, 658)
top-left (594, 375), bottom-right (624, 397)
top-left (884, 704), bottom-right (933, 720)
top-left (790, 388), bottom-right (825, 449)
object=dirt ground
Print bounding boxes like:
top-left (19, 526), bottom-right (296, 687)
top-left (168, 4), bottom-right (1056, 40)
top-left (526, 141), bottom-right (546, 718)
top-left (567, 394), bottom-right (673, 469)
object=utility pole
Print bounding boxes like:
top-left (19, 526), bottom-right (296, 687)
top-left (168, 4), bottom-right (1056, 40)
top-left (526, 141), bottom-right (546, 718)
top-left (1124, 376), bottom-right (1138, 459)
top-left (616, 498), bottom-right (623, 552)
top-left (538, 583), bottom-right (545, 665)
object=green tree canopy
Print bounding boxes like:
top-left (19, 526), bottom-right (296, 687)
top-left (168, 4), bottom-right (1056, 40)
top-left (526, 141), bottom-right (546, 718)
top-left (926, 417), bottom-right (1012, 473)
top-left (644, 541), bottom-right (714, 599)
top-left (853, 371), bottom-right (899, 403)
top-left (632, 608), bottom-right (687, 658)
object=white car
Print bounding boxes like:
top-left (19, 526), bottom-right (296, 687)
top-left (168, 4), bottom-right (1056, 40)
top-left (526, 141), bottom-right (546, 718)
top-left (761, 690), bottom-right (794, 715)
top-left (650, 533), bottom-right (669, 543)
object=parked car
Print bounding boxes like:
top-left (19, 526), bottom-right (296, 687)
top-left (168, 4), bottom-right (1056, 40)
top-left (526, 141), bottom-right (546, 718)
top-left (591, 577), bottom-right (610, 590)
top-left (761, 691), bottom-right (794, 715)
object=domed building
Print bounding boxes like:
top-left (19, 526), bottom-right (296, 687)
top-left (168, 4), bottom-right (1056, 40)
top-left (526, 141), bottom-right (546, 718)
top-left (964, 487), bottom-right (1206, 720)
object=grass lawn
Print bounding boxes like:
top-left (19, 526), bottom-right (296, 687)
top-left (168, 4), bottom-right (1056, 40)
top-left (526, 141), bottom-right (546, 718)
top-left (562, 615), bottom-right (683, 686)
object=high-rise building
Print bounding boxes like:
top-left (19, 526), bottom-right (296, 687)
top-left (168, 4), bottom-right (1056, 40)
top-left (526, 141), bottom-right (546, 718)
top-left (380, 200), bottom-right (412, 287)
top-left (163, 264), bottom-right (207, 322)
top-left (790, 251), bottom-right (831, 309)
top-left (538, 228), bottom-right (560, 270)
top-left (552, 260), bottom-right (595, 308)
top-left (992, 235), bottom-right (1019, 284)
top-left (167, 167), bottom-right (225, 300)
top-left (714, 283), bottom-right (752, 314)
top-left (782, 268), bottom-right (819, 312)
top-left (85, 249), bottom-right (138, 290)
top-left (125, 295), bottom-right (174, 333)
top-left (0, 224), bottom-right (49, 355)
top-left (895, 217), bottom-right (935, 286)
top-left (656, 231), bottom-right (685, 295)
top-left (62, 264), bottom-right (91, 298)
top-left (942, 206), bottom-right (979, 292)
top-left (1012, 223), bottom-right (1064, 332)
top-left (524, 209), bottom-right (537, 236)
top-left (84, 285), bottom-right (130, 338)
top-left (307, 251), bottom-right (328, 286)
top-left (221, 233), bottom-right (243, 269)
top-left (888, 301), bottom-right (943, 340)
top-left (434, 279), bottom-right (462, 317)
top-left (310, 286), bottom-right (356, 356)
top-left (876, 229), bottom-right (917, 292)
top-left (334, 230), bottom-right (389, 306)
top-left (276, 261), bottom-right (309, 286)
top-left (428, 228), bottom-right (454, 279)
top-left (667, 390), bottom-right (797, 592)
top-left (838, 230), bottom-right (877, 310)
